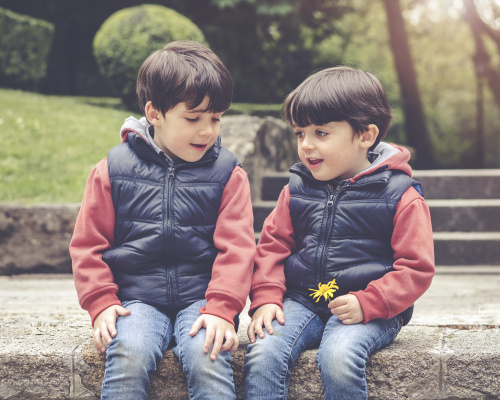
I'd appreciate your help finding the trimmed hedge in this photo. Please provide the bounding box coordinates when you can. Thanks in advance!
[93,4,206,111]
[0,7,54,90]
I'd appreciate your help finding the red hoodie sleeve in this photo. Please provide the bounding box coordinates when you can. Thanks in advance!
[69,158,121,326]
[248,185,294,315]
[200,166,256,325]
[352,186,435,323]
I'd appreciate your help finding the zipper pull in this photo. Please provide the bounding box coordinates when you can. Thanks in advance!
[327,194,334,207]
[168,167,174,179]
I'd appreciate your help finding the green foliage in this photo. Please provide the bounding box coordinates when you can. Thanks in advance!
[0,7,54,90]
[314,0,500,168]
[93,4,206,111]
[208,0,350,102]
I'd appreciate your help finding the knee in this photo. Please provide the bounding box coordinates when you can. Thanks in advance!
[316,341,366,381]
[106,334,160,374]
[244,334,287,375]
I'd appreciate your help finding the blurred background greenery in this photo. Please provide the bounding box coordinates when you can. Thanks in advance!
[1,0,500,203]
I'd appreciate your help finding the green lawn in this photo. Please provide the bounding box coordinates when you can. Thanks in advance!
[0,89,281,203]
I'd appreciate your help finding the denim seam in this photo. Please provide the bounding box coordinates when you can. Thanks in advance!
[174,308,193,399]
[278,313,319,399]
[366,315,402,356]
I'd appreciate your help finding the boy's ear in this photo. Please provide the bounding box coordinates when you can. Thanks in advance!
[359,124,379,149]
[145,101,161,126]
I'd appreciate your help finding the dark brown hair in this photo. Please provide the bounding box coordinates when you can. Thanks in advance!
[137,40,232,116]
[282,66,392,149]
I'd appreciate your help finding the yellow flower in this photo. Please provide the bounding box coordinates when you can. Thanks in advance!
[308,279,339,302]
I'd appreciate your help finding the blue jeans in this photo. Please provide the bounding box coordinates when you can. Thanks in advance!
[244,299,402,400]
[100,299,236,400]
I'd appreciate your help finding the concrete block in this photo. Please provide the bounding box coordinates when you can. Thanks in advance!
[413,170,500,200]
[443,328,500,399]
[427,199,500,232]
[434,232,500,265]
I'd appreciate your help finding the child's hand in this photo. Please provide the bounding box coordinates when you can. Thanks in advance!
[92,305,131,354]
[328,294,364,325]
[247,303,285,343]
[189,314,239,361]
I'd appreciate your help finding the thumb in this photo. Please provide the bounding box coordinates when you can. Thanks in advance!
[189,315,204,337]
[116,306,131,317]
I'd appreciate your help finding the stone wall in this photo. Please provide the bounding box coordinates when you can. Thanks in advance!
[0,115,296,275]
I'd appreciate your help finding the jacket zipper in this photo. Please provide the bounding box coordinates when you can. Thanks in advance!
[318,180,347,285]
[166,166,176,305]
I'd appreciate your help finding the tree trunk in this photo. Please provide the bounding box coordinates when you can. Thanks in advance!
[463,0,500,111]
[381,0,435,169]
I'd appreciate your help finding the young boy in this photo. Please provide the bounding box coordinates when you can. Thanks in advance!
[244,66,435,400]
[69,41,256,400]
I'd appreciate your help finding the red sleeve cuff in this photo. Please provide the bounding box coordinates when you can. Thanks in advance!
[351,287,388,324]
[85,291,122,326]
[200,295,242,326]
[249,286,285,316]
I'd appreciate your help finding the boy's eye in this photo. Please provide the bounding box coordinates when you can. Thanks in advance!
[212,117,221,123]
[186,117,199,122]
[316,130,328,137]
[294,131,304,139]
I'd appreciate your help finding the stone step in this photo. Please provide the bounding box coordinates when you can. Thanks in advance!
[413,169,500,199]
[426,199,500,232]
[261,169,500,201]
[1,274,499,399]
[434,232,500,265]
[253,200,500,233]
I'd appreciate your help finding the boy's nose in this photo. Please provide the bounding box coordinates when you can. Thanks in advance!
[301,137,314,150]
[199,125,214,136]
[199,124,214,136]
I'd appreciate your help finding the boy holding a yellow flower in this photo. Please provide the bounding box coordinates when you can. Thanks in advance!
[244,67,435,400]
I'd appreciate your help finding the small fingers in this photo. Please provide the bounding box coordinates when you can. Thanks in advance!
[210,330,224,361]
[105,319,117,339]
[203,326,215,354]
[263,315,274,335]
[254,317,265,340]
[247,321,257,343]
[229,332,239,353]
[276,307,285,325]
[189,316,204,337]
[99,320,113,346]
[93,328,106,354]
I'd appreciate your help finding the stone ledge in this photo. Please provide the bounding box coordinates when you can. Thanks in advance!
[2,274,500,400]
[1,325,499,400]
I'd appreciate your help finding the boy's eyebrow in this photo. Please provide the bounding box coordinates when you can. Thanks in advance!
[186,108,224,114]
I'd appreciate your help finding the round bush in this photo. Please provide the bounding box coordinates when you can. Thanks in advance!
[93,5,206,111]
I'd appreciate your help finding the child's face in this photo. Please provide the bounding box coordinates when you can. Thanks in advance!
[294,121,371,181]
[151,96,223,163]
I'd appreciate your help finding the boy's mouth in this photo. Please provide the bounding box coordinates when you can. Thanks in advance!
[191,143,208,151]
[307,158,323,167]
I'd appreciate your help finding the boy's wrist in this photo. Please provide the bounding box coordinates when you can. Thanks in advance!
[200,295,241,326]
[249,286,285,316]
[85,292,122,326]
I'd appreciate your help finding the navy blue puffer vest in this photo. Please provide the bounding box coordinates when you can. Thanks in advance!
[102,133,239,311]
[284,162,421,321]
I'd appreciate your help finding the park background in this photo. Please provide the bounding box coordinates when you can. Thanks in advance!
[1,0,500,203]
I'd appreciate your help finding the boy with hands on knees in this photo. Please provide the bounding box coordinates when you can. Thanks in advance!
[244,66,434,400]
[70,41,255,400]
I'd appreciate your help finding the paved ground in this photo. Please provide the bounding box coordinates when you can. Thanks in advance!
[1,269,499,334]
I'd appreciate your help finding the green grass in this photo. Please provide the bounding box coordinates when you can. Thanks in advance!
[0,89,141,203]
[0,89,281,203]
